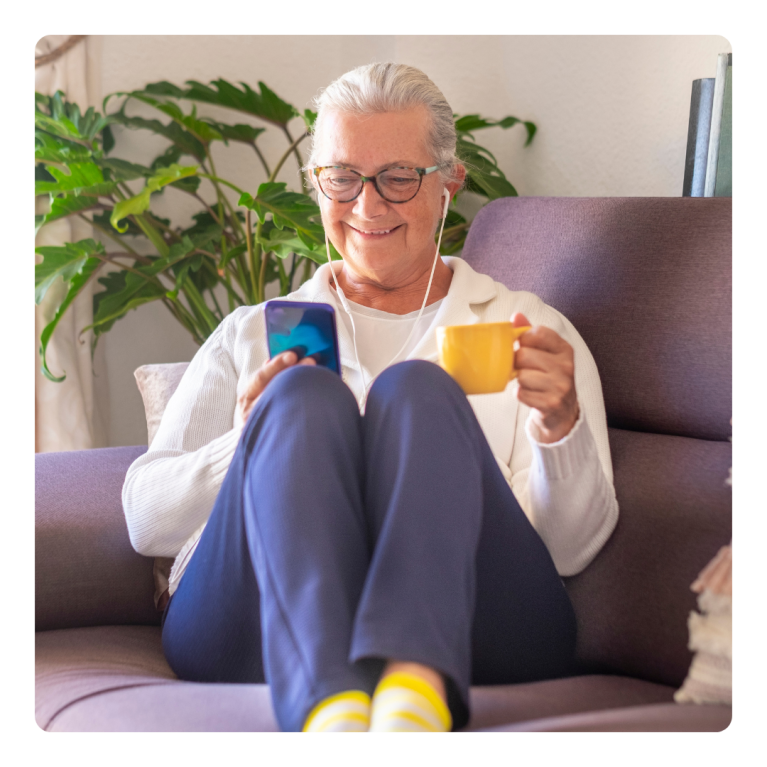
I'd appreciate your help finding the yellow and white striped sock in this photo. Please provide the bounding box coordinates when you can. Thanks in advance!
[369,672,452,732]
[302,690,371,732]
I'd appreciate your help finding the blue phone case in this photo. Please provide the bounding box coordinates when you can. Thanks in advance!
[264,300,341,374]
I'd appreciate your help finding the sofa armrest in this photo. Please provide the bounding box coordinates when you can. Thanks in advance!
[36,446,160,631]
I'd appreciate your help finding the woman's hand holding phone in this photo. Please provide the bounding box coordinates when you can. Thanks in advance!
[234,352,316,432]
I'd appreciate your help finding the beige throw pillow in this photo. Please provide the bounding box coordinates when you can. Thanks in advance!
[134,362,191,610]
[134,362,191,447]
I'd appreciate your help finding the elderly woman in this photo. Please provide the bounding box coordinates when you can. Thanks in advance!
[123,63,618,733]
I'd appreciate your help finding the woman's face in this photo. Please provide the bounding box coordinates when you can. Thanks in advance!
[312,106,463,287]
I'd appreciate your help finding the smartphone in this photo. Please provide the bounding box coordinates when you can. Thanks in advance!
[264,300,341,375]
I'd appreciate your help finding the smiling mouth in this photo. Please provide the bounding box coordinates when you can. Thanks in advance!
[349,224,402,237]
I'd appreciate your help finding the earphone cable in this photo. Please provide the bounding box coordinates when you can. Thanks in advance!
[324,191,452,409]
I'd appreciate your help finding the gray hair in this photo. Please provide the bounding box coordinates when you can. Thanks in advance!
[307,62,462,184]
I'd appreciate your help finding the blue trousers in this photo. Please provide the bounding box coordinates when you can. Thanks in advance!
[162,361,576,731]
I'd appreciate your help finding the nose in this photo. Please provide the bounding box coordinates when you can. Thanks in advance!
[352,177,389,219]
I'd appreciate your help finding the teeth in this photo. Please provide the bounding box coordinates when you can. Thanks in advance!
[363,229,392,235]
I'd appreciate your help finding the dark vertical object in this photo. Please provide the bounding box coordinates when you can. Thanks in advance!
[682,78,715,197]
[714,56,732,197]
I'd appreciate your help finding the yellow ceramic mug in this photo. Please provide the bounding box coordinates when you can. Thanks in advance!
[436,322,532,395]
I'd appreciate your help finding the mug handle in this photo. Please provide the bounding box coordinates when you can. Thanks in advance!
[508,325,532,381]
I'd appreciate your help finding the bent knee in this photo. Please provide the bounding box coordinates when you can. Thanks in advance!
[260,364,356,413]
[369,360,462,403]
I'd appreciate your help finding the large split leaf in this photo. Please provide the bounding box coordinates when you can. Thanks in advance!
[35,238,106,305]
[239,182,324,245]
[96,158,153,181]
[36,195,101,235]
[38,256,103,382]
[90,270,166,338]
[36,91,114,146]
[454,114,537,147]
[110,164,199,232]
[201,120,266,146]
[35,132,92,165]
[34,162,113,197]
[438,208,470,256]
[256,220,331,265]
[35,238,106,381]
[177,79,298,128]
[89,236,197,334]
[118,93,223,145]
[457,136,518,200]
[109,111,207,162]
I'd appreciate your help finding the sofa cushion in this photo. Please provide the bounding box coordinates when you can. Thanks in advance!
[462,197,731,441]
[35,446,155,631]
[38,625,678,732]
[479,702,731,732]
[565,428,732,687]
[36,625,176,730]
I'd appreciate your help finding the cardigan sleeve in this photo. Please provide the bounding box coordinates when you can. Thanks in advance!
[508,301,619,576]
[122,314,244,558]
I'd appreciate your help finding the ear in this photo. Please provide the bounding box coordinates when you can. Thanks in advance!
[444,164,466,202]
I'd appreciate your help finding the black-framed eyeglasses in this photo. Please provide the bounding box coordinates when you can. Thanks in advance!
[311,165,443,204]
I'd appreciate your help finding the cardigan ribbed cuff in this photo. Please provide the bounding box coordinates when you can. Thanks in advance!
[524,403,596,481]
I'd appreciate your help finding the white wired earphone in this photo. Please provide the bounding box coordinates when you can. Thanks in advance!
[322,189,452,409]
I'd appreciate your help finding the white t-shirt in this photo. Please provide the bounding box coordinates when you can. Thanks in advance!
[335,296,444,386]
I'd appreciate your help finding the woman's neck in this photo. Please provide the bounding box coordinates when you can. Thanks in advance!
[331,259,453,316]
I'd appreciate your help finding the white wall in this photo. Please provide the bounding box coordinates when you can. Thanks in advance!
[96,34,731,446]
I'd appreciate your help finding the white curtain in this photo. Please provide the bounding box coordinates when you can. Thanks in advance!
[35,35,108,452]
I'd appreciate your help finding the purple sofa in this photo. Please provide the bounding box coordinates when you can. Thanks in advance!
[35,197,732,731]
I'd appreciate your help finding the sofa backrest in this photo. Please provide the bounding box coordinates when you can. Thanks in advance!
[462,197,731,440]
[462,197,732,687]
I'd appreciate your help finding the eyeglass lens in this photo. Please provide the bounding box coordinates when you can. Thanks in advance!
[318,168,422,203]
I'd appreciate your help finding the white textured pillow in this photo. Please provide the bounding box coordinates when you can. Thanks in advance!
[134,361,191,611]
[134,362,191,446]
[675,544,732,706]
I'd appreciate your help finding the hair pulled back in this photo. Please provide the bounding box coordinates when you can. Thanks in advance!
[307,62,462,184]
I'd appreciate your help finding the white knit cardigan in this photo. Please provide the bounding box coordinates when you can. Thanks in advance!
[122,257,619,595]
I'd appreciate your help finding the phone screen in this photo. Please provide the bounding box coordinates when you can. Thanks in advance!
[265,301,341,374]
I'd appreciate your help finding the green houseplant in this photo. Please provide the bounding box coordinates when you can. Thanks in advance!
[35,79,536,381]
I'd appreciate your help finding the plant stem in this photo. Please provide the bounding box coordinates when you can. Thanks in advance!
[252,142,271,177]
[246,209,258,302]
[204,154,245,240]
[145,212,183,242]
[282,126,308,188]
[288,252,298,291]
[182,280,219,334]
[133,214,169,257]
[88,250,165,292]
[207,284,224,321]
[276,257,290,296]
[190,192,237,245]
[205,151,229,256]
[270,130,308,183]
[258,250,269,304]
[82,214,143,258]
[118,180,136,199]
[217,271,247,307]
[301,257,312,285]
[162,297,205,345]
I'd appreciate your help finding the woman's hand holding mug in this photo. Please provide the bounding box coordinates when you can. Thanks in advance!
[511,312,579,444]
[234,352,316,432]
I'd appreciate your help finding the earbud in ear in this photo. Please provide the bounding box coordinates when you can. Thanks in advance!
[443,189,450,217]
